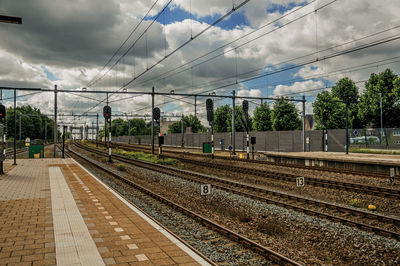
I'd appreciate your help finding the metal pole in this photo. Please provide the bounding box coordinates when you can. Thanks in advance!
[194,95,197,117]
[13,89,17,165]
[181,114,184,148]
[127,115,131,144]
[345,102,349,155]
[246,131,249,159]
[151,86,155,155]
[302,95,306,152]
[54,85,57,158]
[45,120,47,143]
[232,90,236,155]
[19,114,21,140]
[211,124,214,159]
[380,92,383,144]
[0,120,6,175]
[108,118,112,162]
[105,93,108,147]
[62,126,65,158]
[96,113,99,147]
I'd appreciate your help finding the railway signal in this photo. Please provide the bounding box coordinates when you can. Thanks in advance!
[103,105,111,121]
[242,100,250,159]
[153,107,160,123]
[206,98,214,124]
[206,99,215,159]
[0,104,6,123]
[242,100,249,115]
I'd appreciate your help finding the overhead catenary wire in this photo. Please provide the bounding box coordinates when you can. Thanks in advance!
[120,33,400,114]
[86,0,162,87]
[82,0,251,115]
[131,0,320,88]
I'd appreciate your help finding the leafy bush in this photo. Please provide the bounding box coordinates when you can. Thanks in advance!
[117,164,126,171]
[349,198,361,207]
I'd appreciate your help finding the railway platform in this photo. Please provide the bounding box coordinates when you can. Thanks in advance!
[0,158,208,265]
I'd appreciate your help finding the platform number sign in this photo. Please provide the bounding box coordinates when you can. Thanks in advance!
[296,177,305,187]
[390,168,395,185]
[200,184,211,196]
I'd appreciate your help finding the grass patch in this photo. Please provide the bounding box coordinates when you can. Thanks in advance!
[349,147,400,155]
[206,197,252,223]
[348,198,361,207]
[113,149,180,166]
[257,218,285,236]
[117,164,126,171]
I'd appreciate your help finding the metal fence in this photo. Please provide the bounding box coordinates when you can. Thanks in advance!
[112,128,400,153]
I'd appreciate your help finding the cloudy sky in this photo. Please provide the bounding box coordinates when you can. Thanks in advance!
[0,0,399,126]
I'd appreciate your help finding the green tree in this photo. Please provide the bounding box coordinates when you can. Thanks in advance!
[252,103,272,131]
[167,115,205,134]
[313,91,347,129]
[213,105,231,133]
[271,97,302,131]
[227,106,252,132]
[128,118,150,136]
[331,77,362,128]
[358,69,400,128]
[6,105,55,141]
[111,118,127,137]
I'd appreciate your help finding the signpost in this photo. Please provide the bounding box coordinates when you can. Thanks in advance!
[200,184,211,196]
[25,138,30,147]
[390,167,395,185]
[296,177,305,187]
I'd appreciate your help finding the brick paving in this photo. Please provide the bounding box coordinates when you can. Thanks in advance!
[0,159,206,265]
[0,159,55,266]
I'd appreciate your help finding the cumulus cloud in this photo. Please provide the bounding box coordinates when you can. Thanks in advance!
[0,0,399,126]
[273,80,325,96]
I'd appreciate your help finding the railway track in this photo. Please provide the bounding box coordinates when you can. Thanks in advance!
[75,142,400,241]
[5,147,28,157]
[110,142,395,180]
[66,145,300,265]
[102,142,400,199]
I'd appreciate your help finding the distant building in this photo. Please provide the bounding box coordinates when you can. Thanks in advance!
[159,118,176,134]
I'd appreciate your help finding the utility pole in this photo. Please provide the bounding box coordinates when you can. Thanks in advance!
[127,114,131,144]
[13,89,17,165]
[105,93,108,147]
[96,113,99,147]
[194,95,197,117]
[345,101,349,155]
[45,120,47,143]
[231,90,236,155]
[62,126,66,158]
[379,92,383,144]
[302,95,306,152]
[181,114,184,148]
[19,115,21,140]
[53,84,57,158]
[151,86,155,155]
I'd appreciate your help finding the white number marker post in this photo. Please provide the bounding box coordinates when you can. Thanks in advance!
[200,184,211,196]
[390,167,395,185]
[296,177,305,187]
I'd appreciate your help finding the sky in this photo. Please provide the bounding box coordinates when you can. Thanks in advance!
[0,0,400,126]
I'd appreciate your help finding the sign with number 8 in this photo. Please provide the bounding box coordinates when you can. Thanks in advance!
[200,184,211,196]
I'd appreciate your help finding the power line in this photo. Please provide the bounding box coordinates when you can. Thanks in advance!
[87,0,164,87]
[133,0,320,88]
[120,33,400,114]
[82,0,251,115]
[160,23,400,94]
